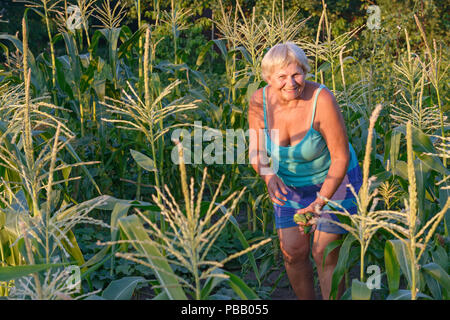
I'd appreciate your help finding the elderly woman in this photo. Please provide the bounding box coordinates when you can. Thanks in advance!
[248,42,362,300]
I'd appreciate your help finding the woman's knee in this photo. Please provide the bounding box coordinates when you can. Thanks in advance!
[277,226,310,265]
[312,241,339,267]
[280,240,310,265]
[311,245,325,265]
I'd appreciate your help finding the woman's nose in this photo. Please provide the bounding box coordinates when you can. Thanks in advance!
[288,76,296,86]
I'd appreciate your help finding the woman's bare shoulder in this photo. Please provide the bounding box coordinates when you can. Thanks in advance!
[315,83,345,132]
[316,84,338,109]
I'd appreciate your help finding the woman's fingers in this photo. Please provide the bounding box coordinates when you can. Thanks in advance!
[274,188,287,202]
[270,194,285,206]
[269,187,286,206]
[277,180,288,195]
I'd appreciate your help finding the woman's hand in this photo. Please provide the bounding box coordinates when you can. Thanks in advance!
[263,174,288,206]
[295,198,326,233]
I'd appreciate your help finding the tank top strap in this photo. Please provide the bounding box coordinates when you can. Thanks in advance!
[310,84,326,129]
[263,85,268,131]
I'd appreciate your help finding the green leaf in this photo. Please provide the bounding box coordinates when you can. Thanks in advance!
[0,263,67,282]
[118,24,148,60]
[227,215,261,285]
[421,262,450,299]
[387,289,432,300]
[424,271,442,300]
[109,202,132,274]
[411,127,447,176]
[61,230,85,267]
[431,245,448,271]
[81,246,111,269]
[351,279,371,300]
[393,125,448,176]
[0,33,44,92]
[62,32,82,85]
[388,240,414,288]
[216,204,261,286]
[111,202,132,242]
[384,240,400,294]
[55,57,74,100]
[212,39,228,59]
[389,129,402,172]
[223,271,260,300]
[317,61,331,73]
[440,187,450,237]
[61,164,72,188]
[200,268,227,300]
[196,40,214,67]
[130,149,157,172]
[118,215,187,300]
[102,276,147,300]
[152,291,170,300]
[392,160,408,180]
[59,136,102,195]
[322,239,343,269]
[329,233,356,300]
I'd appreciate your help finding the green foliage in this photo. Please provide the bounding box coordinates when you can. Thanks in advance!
[0,0,448,301]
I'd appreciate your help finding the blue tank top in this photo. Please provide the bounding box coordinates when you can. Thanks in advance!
[263,84,359,187]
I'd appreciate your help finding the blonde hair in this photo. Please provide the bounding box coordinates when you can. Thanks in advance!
[261,42,311,82]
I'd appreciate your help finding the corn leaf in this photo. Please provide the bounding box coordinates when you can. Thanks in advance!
[200,268,227,300]
[384,240,400,294]
[223,271,259,300]
[329,233,356,300]
[0,263,67,282]
[387,289,432,300]
[421,262,450,299]
[130,149,156,172]
[118,215,187,300]
[102,276,147,300]
[389,240,414,288]
[351,279,372,300]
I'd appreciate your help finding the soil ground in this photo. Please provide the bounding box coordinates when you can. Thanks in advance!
[254,253,361,300]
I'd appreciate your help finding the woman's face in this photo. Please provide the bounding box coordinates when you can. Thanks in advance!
[267,62,306,102]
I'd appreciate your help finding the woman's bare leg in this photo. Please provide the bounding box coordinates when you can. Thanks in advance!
[277,226,315,300]
[312,230,345,300]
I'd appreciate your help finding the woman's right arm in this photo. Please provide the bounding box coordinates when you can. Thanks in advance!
[248,89,287,206]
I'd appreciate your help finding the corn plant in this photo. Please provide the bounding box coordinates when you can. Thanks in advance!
[100,53,199,182]
[19,0,62,103]
[414,15,448,167]
[317,105,387,300]
[161,0,192,66]
[321,102,449,300]
[390,29,443,133]
[215,0,308,90]
[101,142,271,300]
[101,27,199,232]
[0,20,111,298]
[299,2,362,93]
[370,122,449,300]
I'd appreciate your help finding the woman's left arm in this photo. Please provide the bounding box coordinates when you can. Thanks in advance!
[301,87,350,214]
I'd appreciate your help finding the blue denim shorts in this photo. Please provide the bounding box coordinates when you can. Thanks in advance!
[272,165,362,234]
